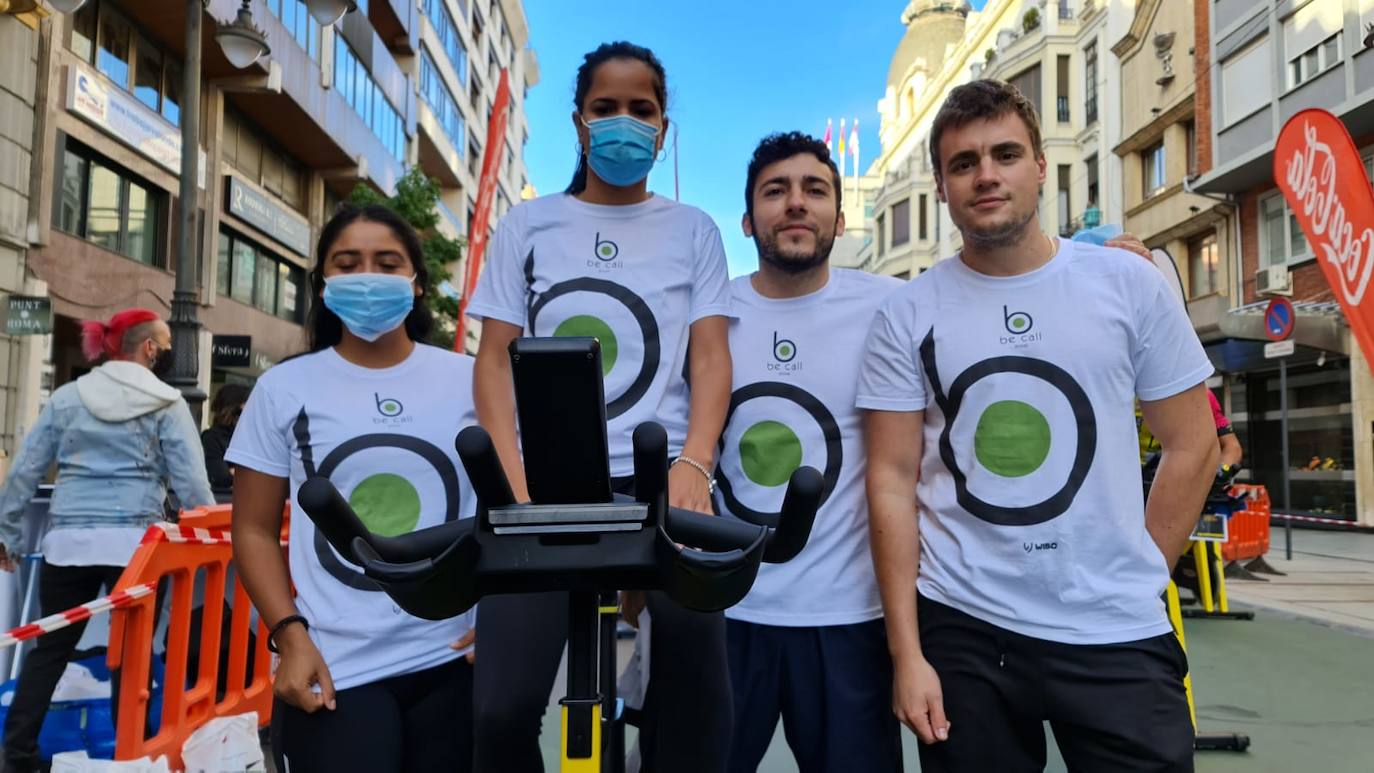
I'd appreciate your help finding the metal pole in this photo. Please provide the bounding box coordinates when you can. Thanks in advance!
[170,0,206,423]
[1280,357,1292,560]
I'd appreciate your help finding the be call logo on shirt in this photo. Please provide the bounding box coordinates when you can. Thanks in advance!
[767,331,803,374]
[589,232,623,269]
[1000,305,1043,347]
[373,393,412,424]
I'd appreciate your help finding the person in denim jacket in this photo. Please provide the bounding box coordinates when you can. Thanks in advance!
[0,307,214,773]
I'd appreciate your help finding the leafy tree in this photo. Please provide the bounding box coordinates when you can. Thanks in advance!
[349,169,467,348]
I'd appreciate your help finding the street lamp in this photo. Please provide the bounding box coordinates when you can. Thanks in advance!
[303,0,357,27]
[215,1,271,69]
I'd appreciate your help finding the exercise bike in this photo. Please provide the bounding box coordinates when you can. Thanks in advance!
[296,337,822,772]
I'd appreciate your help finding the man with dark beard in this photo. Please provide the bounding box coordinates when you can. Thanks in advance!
[716,132,904,772]
[858,79,1216,772]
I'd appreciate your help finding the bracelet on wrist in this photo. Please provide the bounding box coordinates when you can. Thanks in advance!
[267,614,309,653]
[671,455,716,495]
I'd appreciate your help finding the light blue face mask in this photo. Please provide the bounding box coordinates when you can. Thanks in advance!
[582,115,660,187]
[322,273,416,342]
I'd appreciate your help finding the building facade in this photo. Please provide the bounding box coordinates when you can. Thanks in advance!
[3,0,534,448]
[1192,0,1371,524]
[862,0,1136,278]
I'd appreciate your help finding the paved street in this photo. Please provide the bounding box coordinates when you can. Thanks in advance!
[537,527,1374,772]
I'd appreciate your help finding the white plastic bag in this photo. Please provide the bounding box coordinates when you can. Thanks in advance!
[49,751,171,773]
[180,711,264,772]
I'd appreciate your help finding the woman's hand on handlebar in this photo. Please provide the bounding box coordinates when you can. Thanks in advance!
[273,626,336,713]
[668,463,713,516]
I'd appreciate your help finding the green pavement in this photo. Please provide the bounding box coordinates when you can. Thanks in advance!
[539,606,1372,771]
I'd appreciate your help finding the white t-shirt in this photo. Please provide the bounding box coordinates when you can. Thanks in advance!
[226,344,477,690]
[856,241,1214,645]
[467,193,732,477]
[717,269,902,627]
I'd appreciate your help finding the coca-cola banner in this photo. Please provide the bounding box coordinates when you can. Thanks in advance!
[1275,109,1374,371]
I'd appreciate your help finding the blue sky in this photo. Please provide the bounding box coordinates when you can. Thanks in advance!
[520,1,988,276]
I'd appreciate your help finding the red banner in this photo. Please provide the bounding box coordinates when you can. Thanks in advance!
[454,68,512,351]
[1274,109,1374,371]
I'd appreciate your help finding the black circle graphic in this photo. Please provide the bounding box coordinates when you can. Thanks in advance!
[311,434,465,591]
[529,277,660,420]
[716,381,842,526]
[934,354,1097,527]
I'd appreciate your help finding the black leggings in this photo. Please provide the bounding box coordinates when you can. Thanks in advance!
[274,657,474,773]
[472,480,732,772]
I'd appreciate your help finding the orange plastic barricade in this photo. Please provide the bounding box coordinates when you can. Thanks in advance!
[107,505,288,769]
[1222,484,1271,563]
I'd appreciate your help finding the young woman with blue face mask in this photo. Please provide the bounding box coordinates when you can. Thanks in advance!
[467,41,734,773]
[229,205,478,773]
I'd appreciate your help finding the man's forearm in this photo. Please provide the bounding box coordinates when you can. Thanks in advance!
[1146,444,1219,564]
[869,489,922,664]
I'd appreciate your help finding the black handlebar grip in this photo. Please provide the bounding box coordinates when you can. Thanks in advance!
[664,506,766,553]
[632,422,669,508]
[297,477,373,565]
[456,426,516,508]
[764,466,823,563]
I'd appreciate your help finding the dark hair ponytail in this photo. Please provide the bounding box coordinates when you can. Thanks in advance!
[306,203,433,352]
[566,41,668,195]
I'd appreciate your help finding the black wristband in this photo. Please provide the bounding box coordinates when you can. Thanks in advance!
[267,614,309,653]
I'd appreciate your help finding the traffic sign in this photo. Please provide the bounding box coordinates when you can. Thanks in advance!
[1265,340,1296,359]
[1265,296,1295,341]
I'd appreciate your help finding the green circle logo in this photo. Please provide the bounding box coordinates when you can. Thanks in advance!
[1012,318,1027,331]
[974,400,1051,478]
[554,315,618,376]
[381,400,401,415]
[349,473,421,537]
[738,420,803,487]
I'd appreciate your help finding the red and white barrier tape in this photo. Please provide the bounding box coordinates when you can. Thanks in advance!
[1273,513,1367,528]
[0,581,156,650]
[143,522,235,545]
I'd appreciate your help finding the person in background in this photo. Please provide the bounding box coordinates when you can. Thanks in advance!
[202,383,252,503]
[0,309,215,773]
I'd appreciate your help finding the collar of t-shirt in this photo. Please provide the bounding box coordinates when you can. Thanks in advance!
[947,238,1075,289]
[558,192,672,220]
[735,269,838,309]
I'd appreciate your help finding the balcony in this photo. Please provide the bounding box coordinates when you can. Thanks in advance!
[1085,93,1098,126]
[1057,1,1074,20]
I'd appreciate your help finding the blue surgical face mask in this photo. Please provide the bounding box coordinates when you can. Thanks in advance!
[582,115,660,187]
[322,273,416,342]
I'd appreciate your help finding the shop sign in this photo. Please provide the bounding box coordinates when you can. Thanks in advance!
[226,177,311,256]
[66,63,205,188]
[1275,109,1374,372]
[211,335,252,368]
[4,296,51,335]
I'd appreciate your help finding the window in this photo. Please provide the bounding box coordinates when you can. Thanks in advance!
[422,0,468,85]
[1009,65,1042,120]
[877,212,886,256]
[217,230,305,321]
[1143,142,1166,197]
[333,36,406,162]
[221,109,308,212]
[918,194,929,241]
[1187,231,1219,298]
[1057,164,1071,236]
[1055,55,1070,123]
[1260,193,1312,267]
[1221,37,1272,125]
[55,140,162,266]
[66,3,182,126]
[1084,43,1098,125]
[1184,120,1197,177]
[421,49,467,158]
[266,0,321,61]
[1287,33,1341,89]
[469,134,482,177]
[469,69,482,111]
[1085,153,1099,207]
[472,5,485,48]
[892,199,911,247]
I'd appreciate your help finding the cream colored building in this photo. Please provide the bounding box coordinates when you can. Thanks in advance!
[1112,0,1235,336]
[862,0,1138,277]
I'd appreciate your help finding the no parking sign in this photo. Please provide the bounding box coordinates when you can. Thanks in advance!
[1264,297,1294,342]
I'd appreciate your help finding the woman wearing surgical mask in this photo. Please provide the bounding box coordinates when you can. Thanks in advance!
[468,41,733,773]
[229,205,478,773]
